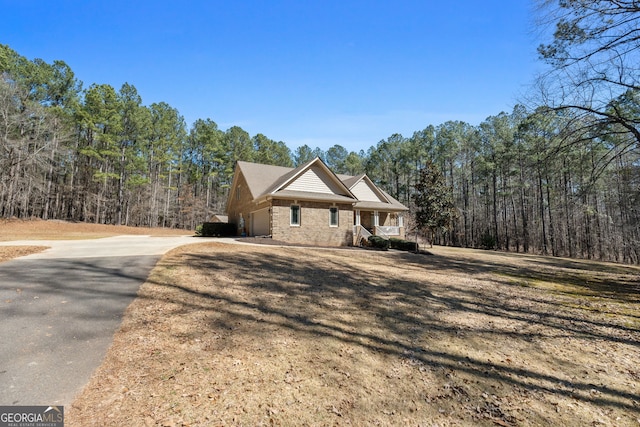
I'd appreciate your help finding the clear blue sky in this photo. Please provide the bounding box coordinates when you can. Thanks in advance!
[1,0,543,153]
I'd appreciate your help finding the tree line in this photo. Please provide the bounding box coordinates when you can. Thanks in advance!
[2,0,639,267]
[0,44,294,229]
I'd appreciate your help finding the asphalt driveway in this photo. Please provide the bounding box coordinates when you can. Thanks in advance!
[0,235,204,406]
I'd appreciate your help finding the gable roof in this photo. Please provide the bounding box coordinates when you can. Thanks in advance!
[263,157,353,197]
[356,188,408,211]
[338,173,408,211]
[340,174,390,202]
[235,161,294,200]
[232,158,408,211]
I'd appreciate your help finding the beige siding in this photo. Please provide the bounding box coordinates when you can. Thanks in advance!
[351,180,384,202]
[284,165,345,195]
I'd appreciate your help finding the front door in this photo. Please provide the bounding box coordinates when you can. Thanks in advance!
[360,211,372,231]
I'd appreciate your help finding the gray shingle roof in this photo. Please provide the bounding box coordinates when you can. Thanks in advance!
[235,161,294,199]
[235,158,408,211]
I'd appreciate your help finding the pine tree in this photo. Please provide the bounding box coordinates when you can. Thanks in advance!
[412,160,457,247]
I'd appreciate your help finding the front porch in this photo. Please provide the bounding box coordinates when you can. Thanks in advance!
[353,209,405,245]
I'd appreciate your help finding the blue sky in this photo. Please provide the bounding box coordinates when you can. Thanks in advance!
[2,1,543,153]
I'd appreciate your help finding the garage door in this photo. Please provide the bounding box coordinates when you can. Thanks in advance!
[252,208,270,236]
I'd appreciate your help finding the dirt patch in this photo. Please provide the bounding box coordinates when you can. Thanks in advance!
[0,245,48,263]
[67,243,640,426]
[0,218,192,241]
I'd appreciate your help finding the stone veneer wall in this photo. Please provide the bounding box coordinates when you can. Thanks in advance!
[271,199,353,246]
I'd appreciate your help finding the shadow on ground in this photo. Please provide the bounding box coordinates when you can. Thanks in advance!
[124,243,640,425]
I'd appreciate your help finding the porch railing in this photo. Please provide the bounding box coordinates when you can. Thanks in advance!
[353,225,372,246]
[375,226,400,237]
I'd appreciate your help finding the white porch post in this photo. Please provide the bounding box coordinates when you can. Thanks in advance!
[355,209,360,226]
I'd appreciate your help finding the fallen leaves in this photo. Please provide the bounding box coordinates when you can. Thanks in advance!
[65,243,640,426]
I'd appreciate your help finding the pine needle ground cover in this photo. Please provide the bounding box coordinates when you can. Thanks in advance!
[67,243,639,426]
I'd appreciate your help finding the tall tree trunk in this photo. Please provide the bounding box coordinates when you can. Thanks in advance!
[462,176,470,247]
[545,171,557,256]
[519,158,529,253]
[511,192,520,252]
[538,169,548,255]
[492,168,499,249]
[502,174,510,251]
[116,146,126,225]
[562,159,575,258]
[43,131,58,220]
[164,168,172,228]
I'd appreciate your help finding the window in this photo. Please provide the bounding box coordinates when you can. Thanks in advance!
[329,207,338,227]
[290,205,300,226]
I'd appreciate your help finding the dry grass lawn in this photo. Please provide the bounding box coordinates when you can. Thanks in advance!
[1,220,637,425]
[0,218,192,262]
[62,241,640,426]
[0,218,192,241]
[0,245,49,262]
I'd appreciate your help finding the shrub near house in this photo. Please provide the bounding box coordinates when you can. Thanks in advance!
[196,222,236,237]
[389,237,418,252]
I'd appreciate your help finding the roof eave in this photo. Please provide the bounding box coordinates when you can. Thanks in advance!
[269,193,355,204]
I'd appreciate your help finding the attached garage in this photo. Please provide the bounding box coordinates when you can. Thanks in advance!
[251,208,270,236]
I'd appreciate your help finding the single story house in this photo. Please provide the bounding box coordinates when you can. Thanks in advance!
[226,157,409,246]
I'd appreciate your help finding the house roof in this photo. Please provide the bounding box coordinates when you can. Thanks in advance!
[355,190,409,211]
[236,161,295,200]
[210,214,229,222]
[262,157,353,197]
[337,173,364,189]
[270,190,357,203]
[233,158,409,211]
